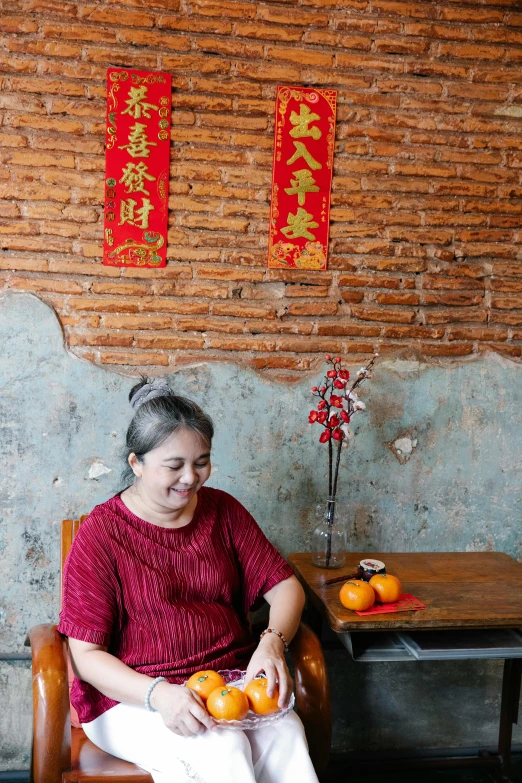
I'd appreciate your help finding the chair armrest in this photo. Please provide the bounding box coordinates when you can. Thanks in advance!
[289,622,331,777]
[26,623,71,783]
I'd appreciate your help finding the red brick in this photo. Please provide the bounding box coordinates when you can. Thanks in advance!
[383,326,445,339]
[422,275,484,291]
[338,274,400,289]
[247,321,314,336]
[91,283,149,296]
[207,336,276,352]
[479,344,522,357]
[8,276,82,294]
[315,324,381,337]
[425,308,487,324]
[284,285,329,298]
[69,298,140,314]
[103,316,172,330]
[211,303,276,319]
[420,343,474,357]
[140,300,209,315]
[276,338,367,353]
[351,306,416,323]
[491,312,522,326]
[62,315,100,329]
[99,352,169,366]
[235,22,303,42]
[0,16,38,33]
[175,318,243,334]
[422,292,483,307]
[136,336,205,350]
[340,291,365,303]
[375,292,420,305]
[195,266,264,282]
[154,282,228,299]
[68,333,134,348]
[491,296,522,310]
[250,356,310,371]
[491,280,522,293]
[0,256,48,272]
[287,302,338,316]
[448,328,508,342]
[265,270,333,285]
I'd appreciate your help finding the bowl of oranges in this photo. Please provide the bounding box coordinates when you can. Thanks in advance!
[185,669,295,730]
[339,572,403,612]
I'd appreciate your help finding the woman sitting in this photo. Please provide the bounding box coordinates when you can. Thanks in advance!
[58,379,319,783]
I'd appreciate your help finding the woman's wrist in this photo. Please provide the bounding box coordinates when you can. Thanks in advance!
[259,628,289,652]
[148,678,172,711]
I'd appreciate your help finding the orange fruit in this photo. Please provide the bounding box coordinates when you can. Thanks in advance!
[339,579,375,611]
[244,676,280,715]
[186,670,226,703]
[369,573,402,603]
[206,686,249,721]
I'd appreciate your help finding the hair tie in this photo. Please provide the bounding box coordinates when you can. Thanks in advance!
[130,380,172,411]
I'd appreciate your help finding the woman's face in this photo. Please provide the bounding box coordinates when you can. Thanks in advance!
[130,427,211,513]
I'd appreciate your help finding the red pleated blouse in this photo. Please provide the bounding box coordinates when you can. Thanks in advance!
[57,487,294,724]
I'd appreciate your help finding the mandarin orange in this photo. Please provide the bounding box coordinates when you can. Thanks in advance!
[339,579,375,611]
[369,573,402,603]
[186,670,226,703]
[244,676,280,716]
[206,686,249,721]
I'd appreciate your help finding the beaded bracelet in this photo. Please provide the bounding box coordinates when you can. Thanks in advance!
[259,627,289,652]
[145,676,167,712]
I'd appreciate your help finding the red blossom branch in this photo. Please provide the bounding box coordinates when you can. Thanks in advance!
[308,353,378,501]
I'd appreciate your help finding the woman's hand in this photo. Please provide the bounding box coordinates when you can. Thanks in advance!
[243,633,293,710]
[150,681,215,737]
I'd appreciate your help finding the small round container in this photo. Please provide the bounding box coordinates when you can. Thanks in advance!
[358,558,386,581]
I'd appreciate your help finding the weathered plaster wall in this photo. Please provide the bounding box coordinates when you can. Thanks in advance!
[2,291,522,767]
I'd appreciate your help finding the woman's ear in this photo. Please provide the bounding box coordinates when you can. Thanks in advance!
[128,453,143,478]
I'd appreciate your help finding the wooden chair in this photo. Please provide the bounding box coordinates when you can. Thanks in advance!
[26,517,332,783]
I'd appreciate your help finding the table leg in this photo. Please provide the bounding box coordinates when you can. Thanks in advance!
[495,658,522,781]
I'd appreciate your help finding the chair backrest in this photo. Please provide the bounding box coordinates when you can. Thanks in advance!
[60,516,88,609]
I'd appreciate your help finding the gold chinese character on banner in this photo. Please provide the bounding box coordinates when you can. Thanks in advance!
[122,86,159,119]
[289,103,322,140]
[287,141,322,171]
[284,169,320,206]
[119,123,157,158]
[281,208,319,241]
[119,197,155,229]
[119,161,157,195]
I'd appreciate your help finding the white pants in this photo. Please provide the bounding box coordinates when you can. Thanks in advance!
[83,703,319,783]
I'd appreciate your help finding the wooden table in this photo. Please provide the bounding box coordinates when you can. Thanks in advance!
[289,552,522,782]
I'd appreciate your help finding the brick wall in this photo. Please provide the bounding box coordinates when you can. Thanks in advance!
[1,0,522,378]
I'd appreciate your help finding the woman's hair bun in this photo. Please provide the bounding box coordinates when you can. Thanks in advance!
[129,376,149,404]
[129,376,172,411]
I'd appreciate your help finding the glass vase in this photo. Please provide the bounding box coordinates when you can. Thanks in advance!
[311,496,346,569]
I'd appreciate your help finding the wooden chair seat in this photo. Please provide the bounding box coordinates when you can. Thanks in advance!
[27,518,331,783]
[65,729,152,783]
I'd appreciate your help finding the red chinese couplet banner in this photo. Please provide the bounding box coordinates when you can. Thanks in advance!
[103,68,172,268]
[268,86,337,270]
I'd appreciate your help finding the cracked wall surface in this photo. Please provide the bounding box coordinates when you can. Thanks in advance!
[2,292,522,767]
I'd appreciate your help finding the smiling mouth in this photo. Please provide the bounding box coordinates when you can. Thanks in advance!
[171,487,195,495]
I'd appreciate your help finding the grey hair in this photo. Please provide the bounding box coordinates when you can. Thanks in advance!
[121,377,214,488]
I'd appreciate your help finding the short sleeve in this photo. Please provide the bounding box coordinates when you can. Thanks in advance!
[57,515,118,647]
[222,494,294,613]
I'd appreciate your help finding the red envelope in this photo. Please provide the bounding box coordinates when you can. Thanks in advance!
[355,593,425,616]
